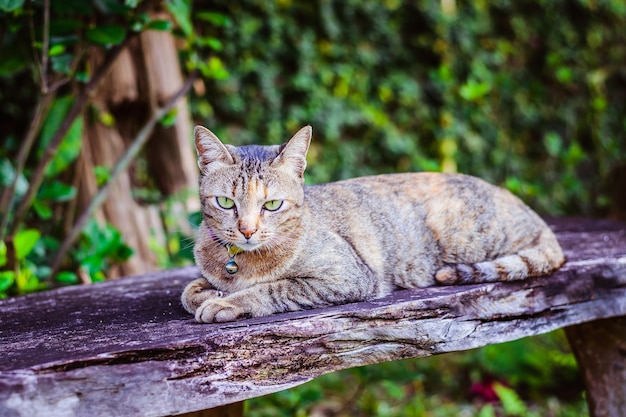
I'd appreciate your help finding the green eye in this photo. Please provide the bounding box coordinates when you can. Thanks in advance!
[216,196,235,209]
[263,200,283,211]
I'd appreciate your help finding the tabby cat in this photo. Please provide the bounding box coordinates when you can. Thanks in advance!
[182,126,564,323]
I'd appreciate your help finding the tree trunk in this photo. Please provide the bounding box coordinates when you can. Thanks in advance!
[73,11,197,277]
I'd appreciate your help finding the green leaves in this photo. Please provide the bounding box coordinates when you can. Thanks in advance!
[147,20,173,31]
[86,24,127,46]
[35,181,77,220]
[0,0,24,12]
[38,96,83,178]
[493,384,528,416]
[160,108,178,127]
[166,0,192,38]
[75,220,133,278]
[0,229,42,297]
[459,80,492,101]
[13,229,40,260]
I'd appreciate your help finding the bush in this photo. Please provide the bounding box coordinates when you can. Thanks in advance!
[193,0,626,217]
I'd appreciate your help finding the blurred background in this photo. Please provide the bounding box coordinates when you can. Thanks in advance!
[1,0,624,415]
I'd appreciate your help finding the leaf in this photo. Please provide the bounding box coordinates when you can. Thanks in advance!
[160,108,178,126]
[197,36,223,51]
[94,166,111,186]
[86,24,127,46]
[165,0,192,37]
[0,155,27,205]
[0,0,24,12]
[200,56,229,80]
[14,229,41,260]
[493,383,527,416]
[0,240,6,267]
[39,96,73,148]
[50,53,74,75]
[196,11,230,26]
[45,116,84,177]
[38,180,77,202]
[33,200,53,220]
[75,71,90,83]
[92,271,106,282]
[98,110,116,126]
[543,132,562,157]
[0,158,15,187]
[0,55,27,77]
[16,268,39,294]
[459,80,491,101]
[477,404,496,417]
[147,19,173,31]
[114,244,134,261]
[555,66,573,83]
[48,44,66,57]
[50,19,83,35]
[56,271,79,284]
[0,271,15,292]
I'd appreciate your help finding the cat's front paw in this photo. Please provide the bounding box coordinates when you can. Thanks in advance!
[195,298,249,323]
[181,278,227,314]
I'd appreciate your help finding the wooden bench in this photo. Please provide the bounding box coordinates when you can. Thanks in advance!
[1,217,625,417]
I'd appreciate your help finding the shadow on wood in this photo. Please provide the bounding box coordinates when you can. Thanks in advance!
[178,402,244,417]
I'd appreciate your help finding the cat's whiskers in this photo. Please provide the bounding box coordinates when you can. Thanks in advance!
[272,230,301,243]
[179,237,196,252]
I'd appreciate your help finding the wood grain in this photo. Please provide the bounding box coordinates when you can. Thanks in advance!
[0,218,624,417]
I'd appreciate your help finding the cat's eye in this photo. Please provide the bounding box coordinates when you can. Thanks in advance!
[216,196,235,209]
[263,200,283,211]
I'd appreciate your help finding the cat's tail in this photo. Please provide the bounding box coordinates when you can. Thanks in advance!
[435,228,565,285]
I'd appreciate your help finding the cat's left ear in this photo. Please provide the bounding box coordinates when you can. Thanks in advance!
[272,126,312,178]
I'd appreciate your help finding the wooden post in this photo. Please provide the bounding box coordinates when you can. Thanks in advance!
[566,316,626,417]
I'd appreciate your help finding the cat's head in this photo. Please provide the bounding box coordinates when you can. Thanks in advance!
[194,125,311,252]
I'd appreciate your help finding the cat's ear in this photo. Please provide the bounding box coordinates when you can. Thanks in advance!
[272,126,312,178]
[194,126,234,172]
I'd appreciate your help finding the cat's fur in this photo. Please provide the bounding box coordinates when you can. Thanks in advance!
[182,125,565,323]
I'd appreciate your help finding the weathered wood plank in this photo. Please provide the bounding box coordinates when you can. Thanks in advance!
[0,218,625,417]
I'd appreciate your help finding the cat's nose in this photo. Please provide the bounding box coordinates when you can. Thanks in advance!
[239,226,256,240]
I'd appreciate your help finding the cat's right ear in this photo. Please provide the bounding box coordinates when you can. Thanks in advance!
[194,126,234,172]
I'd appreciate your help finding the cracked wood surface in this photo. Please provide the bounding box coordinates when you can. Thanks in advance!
[0,218,625,417]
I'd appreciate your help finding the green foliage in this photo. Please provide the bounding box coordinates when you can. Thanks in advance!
[493,383,528,416]
[191,0,626,217]
[0,0,205,289]
[73,220,134,281]
[86,24,127,46]
[470,330,580,398]
[248,333,587,417]
[0,0,23,12]
[0,217,133,297]
[0,229,43,298]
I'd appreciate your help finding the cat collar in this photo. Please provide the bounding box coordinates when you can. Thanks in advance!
[225,243,243,274]
[207,227,243,275]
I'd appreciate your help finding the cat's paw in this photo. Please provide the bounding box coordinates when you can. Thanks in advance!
[195,298,249,323]
[181,278,227,314]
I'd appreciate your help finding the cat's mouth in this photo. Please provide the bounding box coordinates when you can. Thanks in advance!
[234,241,263,252]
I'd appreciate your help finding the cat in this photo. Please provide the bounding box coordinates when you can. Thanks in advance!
[181,125,565,323]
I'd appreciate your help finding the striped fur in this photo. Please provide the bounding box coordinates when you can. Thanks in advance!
[183,126,565,323]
